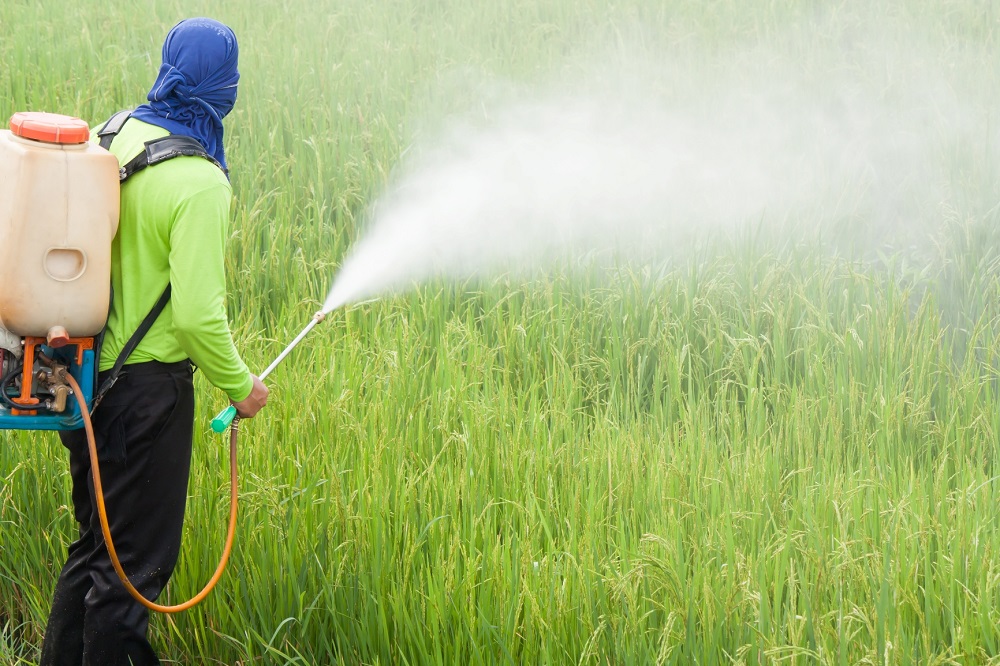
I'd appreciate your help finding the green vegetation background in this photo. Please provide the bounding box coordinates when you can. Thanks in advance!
[3,1,1000,664]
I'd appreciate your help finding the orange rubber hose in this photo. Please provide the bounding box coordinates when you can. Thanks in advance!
[67,373,238,613]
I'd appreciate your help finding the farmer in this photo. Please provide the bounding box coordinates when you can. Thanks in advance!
[40,18,268,665]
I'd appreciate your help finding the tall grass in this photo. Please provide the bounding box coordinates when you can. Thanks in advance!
[3,0,1000,664]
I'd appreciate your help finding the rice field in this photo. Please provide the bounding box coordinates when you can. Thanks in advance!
[3,0,1000,664]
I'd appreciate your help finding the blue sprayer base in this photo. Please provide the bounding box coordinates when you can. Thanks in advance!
[0,347,95,431]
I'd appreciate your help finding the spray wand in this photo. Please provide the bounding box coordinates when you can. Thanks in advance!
[210,309,328,432]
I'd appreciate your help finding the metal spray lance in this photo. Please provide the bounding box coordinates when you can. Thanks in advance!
[210,310,328,432]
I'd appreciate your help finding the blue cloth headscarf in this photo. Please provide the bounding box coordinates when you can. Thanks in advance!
[131,18,239,172]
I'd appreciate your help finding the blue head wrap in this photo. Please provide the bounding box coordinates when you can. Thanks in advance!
[131,18,239,172]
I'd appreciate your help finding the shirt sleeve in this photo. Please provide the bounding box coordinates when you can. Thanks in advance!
[167,182,254,402]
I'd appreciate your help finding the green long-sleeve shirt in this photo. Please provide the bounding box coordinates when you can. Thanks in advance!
[99,118,253,402]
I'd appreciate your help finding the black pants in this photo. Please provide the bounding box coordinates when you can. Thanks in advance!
[41,360,194,666]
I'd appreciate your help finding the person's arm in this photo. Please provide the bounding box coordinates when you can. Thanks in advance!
[167,181,255,402]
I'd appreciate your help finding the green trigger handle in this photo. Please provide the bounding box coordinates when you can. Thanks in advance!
[211,405,238,433]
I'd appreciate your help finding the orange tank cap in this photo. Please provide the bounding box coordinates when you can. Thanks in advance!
[9,111,90,145]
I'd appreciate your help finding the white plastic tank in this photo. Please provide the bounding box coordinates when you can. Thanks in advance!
[0,112,120,337]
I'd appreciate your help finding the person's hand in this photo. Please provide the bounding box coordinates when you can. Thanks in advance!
[232,374,268,418]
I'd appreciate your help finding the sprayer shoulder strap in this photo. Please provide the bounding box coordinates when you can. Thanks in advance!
[91,285,172,412]
[118,136,224,183]
[97,109,133,150]
[96,109,224,181]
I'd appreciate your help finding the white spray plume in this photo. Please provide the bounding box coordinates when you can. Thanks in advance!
[324,22,996,312]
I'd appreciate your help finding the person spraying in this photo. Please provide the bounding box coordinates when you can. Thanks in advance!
[40,18,268,666]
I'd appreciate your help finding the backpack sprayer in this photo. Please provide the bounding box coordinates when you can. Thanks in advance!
[0,112,116,431]
[0,111,330,613]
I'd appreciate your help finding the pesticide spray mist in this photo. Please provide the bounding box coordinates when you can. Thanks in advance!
[323,16,998,313]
